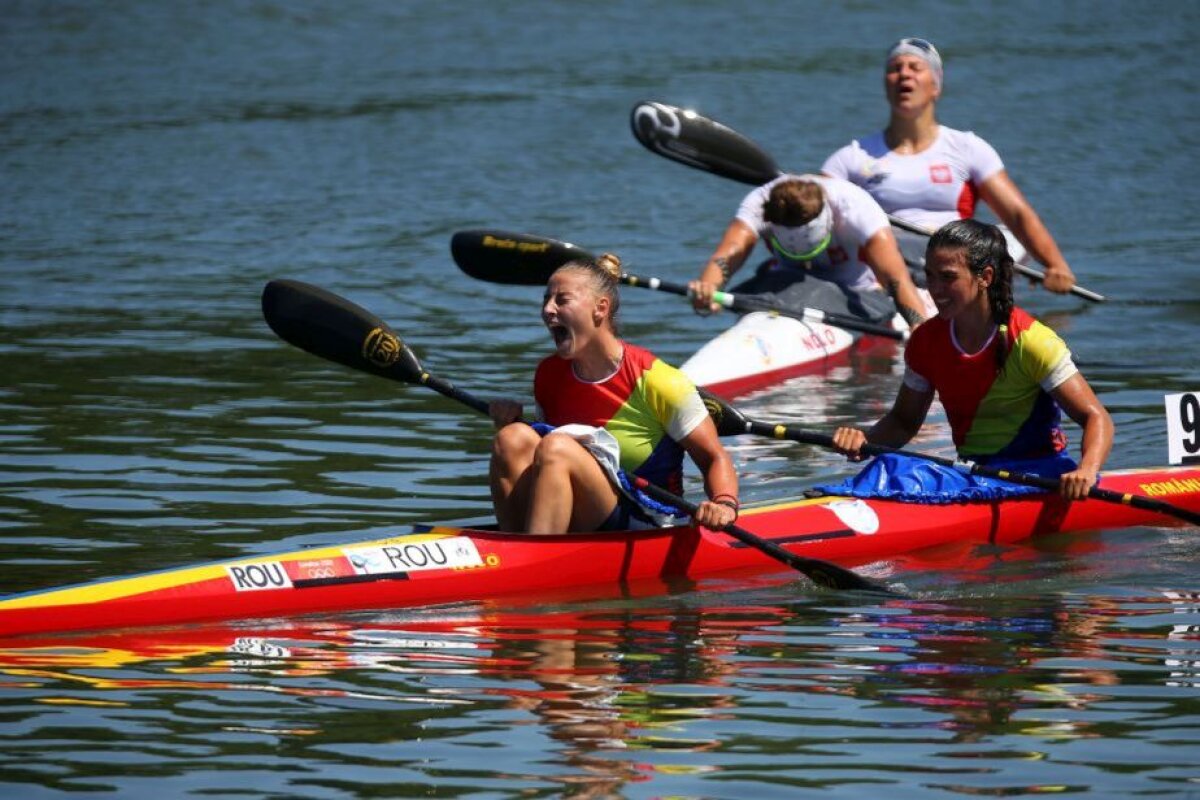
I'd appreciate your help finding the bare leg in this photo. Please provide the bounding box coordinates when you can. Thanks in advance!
[489,423,541,531]
[525,432,620,534]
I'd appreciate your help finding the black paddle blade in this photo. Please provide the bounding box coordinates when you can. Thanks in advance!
[450,230,593,286]
[796,558,905,596]
[630,100,782,187]
[698,388,751,438]
[261,279,424,384]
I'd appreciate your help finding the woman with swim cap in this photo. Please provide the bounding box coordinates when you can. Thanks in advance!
[822,37,1077,295]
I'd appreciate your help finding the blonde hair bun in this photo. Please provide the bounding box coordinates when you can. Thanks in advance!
[595,252,622,280]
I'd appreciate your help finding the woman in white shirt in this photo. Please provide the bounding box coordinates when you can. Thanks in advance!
[822,37,1077,295]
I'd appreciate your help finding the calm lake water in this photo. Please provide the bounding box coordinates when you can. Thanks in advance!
[2,1,1199,797]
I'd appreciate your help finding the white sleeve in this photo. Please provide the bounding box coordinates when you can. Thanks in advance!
[964,131,1006,184]
[734,182,773,234]
[667,389,710,443]
[820,143,854,179]
[824,178,890,245]
[1040,351,1078,392]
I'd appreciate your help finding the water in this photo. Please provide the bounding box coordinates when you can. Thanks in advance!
[2,0,1199,796]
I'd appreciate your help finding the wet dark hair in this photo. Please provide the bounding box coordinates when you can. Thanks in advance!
[553,252,622,335]
[926,219,1014,371]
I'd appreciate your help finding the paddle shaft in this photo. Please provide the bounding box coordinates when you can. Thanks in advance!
[621,272,905,341]
[630,101,1105,303]
[415,371,490,416]
[632,476,900,594]
[884,215,1106,303]
[731,416,1200,527]
[449,229,906,341]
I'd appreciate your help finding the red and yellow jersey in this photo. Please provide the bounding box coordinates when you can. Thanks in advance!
[534,343,708,494]
[905,307,1075,459]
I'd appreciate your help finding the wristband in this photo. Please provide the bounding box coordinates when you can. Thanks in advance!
[711,494,739,522]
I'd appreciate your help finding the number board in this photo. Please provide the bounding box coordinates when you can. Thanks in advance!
[1164,392,1200,465]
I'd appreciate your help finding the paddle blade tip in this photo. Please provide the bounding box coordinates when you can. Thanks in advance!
[450,229,589,286]
[698,388,749,438]
[260,278,426,385]
[628,99,782,186]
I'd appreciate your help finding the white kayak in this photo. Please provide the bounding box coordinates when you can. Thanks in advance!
[681,289,935,398]
[681,312,859,397]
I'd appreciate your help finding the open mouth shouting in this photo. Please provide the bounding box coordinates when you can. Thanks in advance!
[547,321,573,355]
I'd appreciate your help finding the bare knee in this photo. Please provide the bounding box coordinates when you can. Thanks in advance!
[531,431,585,470]
[492,422,540,467]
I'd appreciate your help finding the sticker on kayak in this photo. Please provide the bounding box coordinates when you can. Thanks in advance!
[226,557,359,591]
[824,499,880,535]
[343,536,483,576]
[226,561,294,592]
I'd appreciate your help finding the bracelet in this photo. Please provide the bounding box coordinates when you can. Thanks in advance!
[711,494,739,521]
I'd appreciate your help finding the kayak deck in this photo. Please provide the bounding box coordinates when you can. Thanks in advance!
[681,294,929,397]
[681,312,863,396]
[1,465,1197,638]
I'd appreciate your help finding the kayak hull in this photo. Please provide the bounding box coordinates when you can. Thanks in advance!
[681,286,933,397]
[2,465,1198,638]
[681,312,859,397]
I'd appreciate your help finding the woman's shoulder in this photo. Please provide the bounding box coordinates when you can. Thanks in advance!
[625,347,702,414]
[1007,306,1043,334]
[621,343,689,385]
[903,316,952,375]
[908,315,951,347]
[937,125,1000,152]
[534,353,570,382]
[1007,307,1071,376]
[618,342,691,383]
[1008,307,1066,347]
[621,341,657,365]
[824,131,889,166]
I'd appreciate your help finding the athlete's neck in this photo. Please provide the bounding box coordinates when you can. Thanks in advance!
[884,111,939,155]
[571,338,624,382]
[950,313,997,356]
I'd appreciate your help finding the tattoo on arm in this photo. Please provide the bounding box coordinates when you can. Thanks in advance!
[898,304,926,328]
[713,256,737,286]
[884,278,926,327]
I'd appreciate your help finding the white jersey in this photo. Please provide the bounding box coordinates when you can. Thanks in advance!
[736,173,891,292]
[821,126,1005,233]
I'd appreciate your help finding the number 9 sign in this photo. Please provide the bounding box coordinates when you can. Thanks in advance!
[1165,392,1200,465]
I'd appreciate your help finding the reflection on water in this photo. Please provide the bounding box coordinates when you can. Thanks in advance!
[1,589,1197,797]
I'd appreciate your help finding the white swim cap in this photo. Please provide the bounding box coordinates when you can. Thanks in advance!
[887,37,943,88]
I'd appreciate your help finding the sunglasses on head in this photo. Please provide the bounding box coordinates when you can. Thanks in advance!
[897,37,935,53]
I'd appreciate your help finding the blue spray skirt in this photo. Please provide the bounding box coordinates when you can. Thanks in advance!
[817,453,1078,504]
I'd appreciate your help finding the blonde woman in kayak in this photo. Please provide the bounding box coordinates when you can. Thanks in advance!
[831,219,1112,500]
[489,253,739,534]
[822,37,1077,295]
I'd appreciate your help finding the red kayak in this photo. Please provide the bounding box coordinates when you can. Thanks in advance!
[1,464,1197,638]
